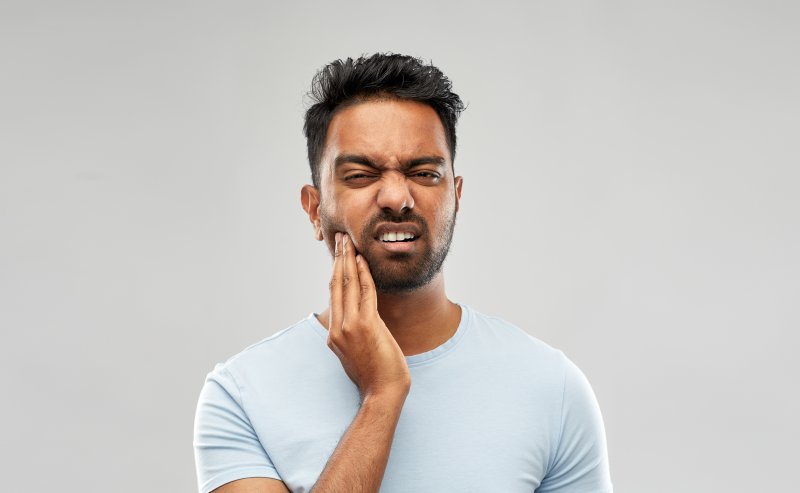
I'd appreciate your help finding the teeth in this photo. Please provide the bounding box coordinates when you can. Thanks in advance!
[381,232,416,242]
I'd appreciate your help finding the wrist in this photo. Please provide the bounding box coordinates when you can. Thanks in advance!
[362,386,409,409]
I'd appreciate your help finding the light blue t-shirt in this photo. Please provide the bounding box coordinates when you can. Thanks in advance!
[193,303,612,492]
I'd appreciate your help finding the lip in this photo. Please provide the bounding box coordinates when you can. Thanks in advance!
[375,236,419,253]
[373,222,423,239]
[371,222,423,254]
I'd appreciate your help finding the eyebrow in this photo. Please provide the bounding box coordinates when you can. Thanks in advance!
[408,156,447,168]
[334,154,446,171]
[334,154,376,170]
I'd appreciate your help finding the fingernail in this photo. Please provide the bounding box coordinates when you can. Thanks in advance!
[343,234,349,249]
[335,232,340,253]
[356,254,361,264]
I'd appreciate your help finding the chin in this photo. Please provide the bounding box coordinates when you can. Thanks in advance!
[371,266,441,294]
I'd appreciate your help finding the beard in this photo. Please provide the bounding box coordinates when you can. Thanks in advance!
[320,207,457,294]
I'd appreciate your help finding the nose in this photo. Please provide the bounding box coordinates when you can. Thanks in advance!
[375,170,415,214]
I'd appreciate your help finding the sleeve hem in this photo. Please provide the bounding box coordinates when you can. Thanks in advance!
[200,466,282,493]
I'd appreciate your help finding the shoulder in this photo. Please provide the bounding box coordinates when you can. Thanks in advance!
[463,304,568,367]
[209,315,329,386]
[457,304,577,397]
[466,306,602,412]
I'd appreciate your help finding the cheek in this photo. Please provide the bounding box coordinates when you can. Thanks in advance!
[319,201,363,241]
[319,203,344,232]
[321,191,373,229]
[429,190,457,221]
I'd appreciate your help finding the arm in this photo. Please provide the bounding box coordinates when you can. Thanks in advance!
[194,366,288,493]
[311,232,411,492]
[311,390,406,492]
[213,478,289,493]
[206,233,409,493]
[535,357,613,492]
[210,391,404,493]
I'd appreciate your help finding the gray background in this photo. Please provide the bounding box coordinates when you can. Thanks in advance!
[1,1,797,492]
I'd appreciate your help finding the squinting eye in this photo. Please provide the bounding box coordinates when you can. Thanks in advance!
[344,173,374,181]
[412,172,441,181]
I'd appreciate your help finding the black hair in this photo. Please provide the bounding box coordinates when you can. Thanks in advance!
[303,53,465,188]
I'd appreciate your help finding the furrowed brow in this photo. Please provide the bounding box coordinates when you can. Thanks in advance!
[334,154,377,170]
[406,156,447,169]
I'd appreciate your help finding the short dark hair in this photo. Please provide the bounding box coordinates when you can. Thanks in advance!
[303,53,465,188]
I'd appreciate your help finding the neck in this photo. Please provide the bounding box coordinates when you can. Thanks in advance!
[316,271,462,356]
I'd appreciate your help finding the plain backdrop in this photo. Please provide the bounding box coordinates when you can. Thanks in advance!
[1,1,798,492]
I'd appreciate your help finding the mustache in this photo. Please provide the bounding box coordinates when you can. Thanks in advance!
[363,210,429,236]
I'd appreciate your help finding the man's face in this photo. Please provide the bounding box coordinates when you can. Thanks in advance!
[302,98,463,294]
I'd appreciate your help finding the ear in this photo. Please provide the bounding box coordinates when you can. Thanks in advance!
[454,175,463,213]
[300,184,324,241]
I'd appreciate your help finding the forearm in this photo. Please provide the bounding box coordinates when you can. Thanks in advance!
[311,391,407,493]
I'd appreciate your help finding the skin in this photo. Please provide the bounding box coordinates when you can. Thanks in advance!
[214,98,463,493]
[304,98,464,356]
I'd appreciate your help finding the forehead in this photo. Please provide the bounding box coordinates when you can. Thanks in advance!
[322,99,450,166]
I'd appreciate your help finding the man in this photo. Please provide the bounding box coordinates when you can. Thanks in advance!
[194,53,613,493]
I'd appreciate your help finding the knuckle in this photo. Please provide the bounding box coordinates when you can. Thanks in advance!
[327,333,340,348]
[328,277,338,290]
[342,275,351,287]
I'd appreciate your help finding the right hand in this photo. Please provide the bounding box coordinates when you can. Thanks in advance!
[327,232,411,400]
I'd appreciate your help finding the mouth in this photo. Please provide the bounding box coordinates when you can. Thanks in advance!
[376,231,417,243]
[373,224,420,252]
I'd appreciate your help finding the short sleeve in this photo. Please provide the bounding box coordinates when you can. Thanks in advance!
[536,357,613,492]
[193,364,281,493]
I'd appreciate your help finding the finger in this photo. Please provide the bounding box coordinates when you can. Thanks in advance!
[327,334,344,360]
[355,253,378,312]
[342,234,361,323]
[328,232,343,333]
